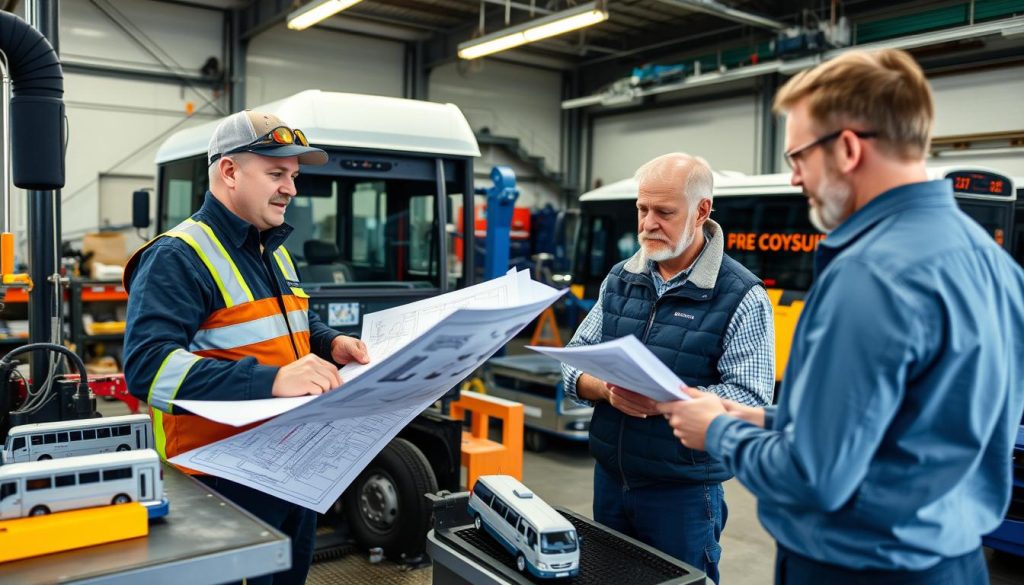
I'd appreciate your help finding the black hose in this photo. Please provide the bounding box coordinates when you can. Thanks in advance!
[0,342,89,398]
[0,11,64,189]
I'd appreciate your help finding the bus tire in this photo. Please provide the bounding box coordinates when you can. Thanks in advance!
[524,429,548,453]
[473,513,482,530]
[29,505,50,516]
[37,454,52,461]
[342,438,438,561]
[112,494,131,505]
[516,553,526,573]
[117,444,130,452]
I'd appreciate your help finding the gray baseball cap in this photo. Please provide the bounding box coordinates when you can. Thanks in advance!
[207,109,328,166]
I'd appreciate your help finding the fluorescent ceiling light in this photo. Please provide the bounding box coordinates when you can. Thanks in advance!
[458,2,609,60]
[287,0,364,31]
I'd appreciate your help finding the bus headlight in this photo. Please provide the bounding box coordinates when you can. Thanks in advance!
[538,562,548,570]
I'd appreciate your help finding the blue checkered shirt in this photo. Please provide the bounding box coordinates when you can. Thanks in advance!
[562,260,775,407]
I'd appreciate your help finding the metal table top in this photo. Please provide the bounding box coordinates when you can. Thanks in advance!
[1,464,290,585]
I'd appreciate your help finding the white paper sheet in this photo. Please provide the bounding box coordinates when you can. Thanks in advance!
[169,273,566,511]
[527,335,690,403]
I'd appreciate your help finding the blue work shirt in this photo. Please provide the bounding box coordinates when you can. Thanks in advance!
[706,180,1024,570]
[124,192,341,406]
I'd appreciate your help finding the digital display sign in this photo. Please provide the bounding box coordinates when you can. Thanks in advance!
[946,171,1012,197]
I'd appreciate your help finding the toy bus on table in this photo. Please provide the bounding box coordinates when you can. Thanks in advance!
[0,449,169,520]
[468,474,579,579]
[2,414,153,464]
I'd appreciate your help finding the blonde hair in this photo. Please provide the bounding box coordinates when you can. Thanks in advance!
[633,152,714,212]
[774,49,933,160]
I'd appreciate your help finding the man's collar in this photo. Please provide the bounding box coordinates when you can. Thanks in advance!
[622,218,726,290]
[819,180,955,253]
[200,191,293,250]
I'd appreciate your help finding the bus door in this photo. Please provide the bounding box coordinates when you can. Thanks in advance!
[138,466,155,501]
[0,481,20,519]
[946,169,1016,253]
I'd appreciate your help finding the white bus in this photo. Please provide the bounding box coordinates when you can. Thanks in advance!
[468,475,580,579]
[0,449,168,520]
[2,414,154,464]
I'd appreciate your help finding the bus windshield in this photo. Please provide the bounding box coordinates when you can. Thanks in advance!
[541,530,578,553]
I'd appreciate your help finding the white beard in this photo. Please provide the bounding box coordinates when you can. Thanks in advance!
[809,172,854,234]
[641,221,696,263]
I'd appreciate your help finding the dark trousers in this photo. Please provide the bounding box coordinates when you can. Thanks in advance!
[594,463,727,584]
[775,545,988,585]
[196,475,318,585]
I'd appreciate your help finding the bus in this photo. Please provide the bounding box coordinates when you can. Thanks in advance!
[468,474,580,579]
[572,166,1018,384]
[3,414,154,464]
[0,449,168,520]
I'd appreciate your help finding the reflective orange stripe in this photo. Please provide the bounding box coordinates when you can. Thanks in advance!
[204,295,307,328]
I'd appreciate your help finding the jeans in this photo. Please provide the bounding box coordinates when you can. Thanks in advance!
[593,463,727,584]
[196,475,318,585]
[774,545,988,585]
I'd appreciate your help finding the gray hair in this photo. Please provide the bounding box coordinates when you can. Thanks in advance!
[633,153,714,212]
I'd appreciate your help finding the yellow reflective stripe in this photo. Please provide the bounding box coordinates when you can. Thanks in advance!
[152,409,167,459]
[147,349,201,413]
[189,219,254,303]
[165,230,234,307]
[190,314,291,351]
[273,248,298,282]
[290,287,309,299]
[280,246,298,274]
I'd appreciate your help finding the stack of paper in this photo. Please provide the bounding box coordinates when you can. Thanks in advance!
[169,269,564,512]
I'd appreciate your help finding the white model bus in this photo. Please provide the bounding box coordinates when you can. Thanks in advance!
[0,449,168,520]
[2,414,154,464]
[468,475,580,579]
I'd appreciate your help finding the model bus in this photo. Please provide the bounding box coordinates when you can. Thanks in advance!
[468,475,580,579]
[0,449,169,520]
[2,414,154,464]
[573,166,1017,384]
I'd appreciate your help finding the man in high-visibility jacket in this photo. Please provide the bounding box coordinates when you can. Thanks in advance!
[124,109,369,585]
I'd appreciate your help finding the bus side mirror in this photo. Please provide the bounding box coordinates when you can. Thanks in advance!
[132,190,151,229]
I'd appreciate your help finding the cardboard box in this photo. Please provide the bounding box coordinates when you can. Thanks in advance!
[82,232,128,279]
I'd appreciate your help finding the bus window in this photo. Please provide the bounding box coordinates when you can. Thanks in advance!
[31,436,42,446]
[57,432,68,443]
[714,196,821,292]
[527,527,537,548]
[27,478,52,491]
[0,482,15,501]
[116,426,130,437]
[506,508,520,527]
[98,428,111,439]
[79,471,100,484]
[83,430,96,440]
[69,431,81,441]
[958,201,1013,250]
[43,434,56,445]
[103,468,131,482]
[475,482,494,506]
[12,437,24,451]
[55,474,76,488]
[541,530,578,553]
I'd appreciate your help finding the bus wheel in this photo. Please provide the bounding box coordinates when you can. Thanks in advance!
[37,454,52,461]
[342,438,438,561]
[516,553,526,573]
[29,505,50,516]
[524,430,548,453]
[117,444,130,451]
[112,494,131,505]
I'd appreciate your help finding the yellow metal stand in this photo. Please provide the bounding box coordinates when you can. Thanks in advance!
[0,503,148,562]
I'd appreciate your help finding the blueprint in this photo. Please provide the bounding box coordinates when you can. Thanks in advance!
[170,271,566,510]
[528,335,691,403]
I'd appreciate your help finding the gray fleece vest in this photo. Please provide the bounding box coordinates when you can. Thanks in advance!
[589,253,761,486]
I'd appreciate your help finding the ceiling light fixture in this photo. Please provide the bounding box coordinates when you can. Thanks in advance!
[287,0,364,31]
[458,1,609,60]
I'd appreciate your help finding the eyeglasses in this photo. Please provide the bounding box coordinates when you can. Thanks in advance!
[212,126,310,163]
[783,129,878,170]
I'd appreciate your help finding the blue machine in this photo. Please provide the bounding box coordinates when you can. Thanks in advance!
[476,165,519,282]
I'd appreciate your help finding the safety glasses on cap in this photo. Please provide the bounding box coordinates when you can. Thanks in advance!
[247,126,309,148]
